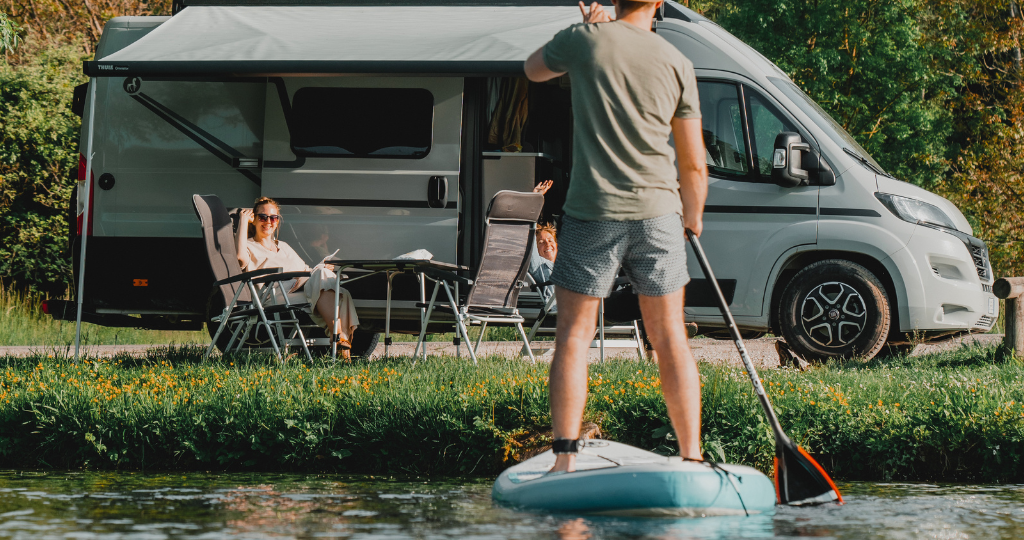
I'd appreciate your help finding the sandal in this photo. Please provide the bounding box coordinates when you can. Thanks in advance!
[334,335,352,360]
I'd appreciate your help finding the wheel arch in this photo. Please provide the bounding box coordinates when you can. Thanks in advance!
[768,250,901,337]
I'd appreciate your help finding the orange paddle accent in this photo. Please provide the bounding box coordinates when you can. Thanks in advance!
[797,445,844,504]
[773,456,781,503]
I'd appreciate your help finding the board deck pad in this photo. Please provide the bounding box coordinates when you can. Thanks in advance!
[493,440,777,517]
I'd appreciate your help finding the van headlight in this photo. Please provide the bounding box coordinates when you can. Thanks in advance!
[875,193,957,230]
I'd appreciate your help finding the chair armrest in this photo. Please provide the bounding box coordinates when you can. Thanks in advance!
[213,267,282,287]
[418,266,473,286]
[251,271,310,285]
[529,280,553,291]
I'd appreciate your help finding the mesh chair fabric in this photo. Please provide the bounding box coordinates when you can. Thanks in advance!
[192,194,250,305]
[466,191,543,310]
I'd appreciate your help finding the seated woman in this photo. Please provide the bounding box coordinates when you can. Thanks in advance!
[235,196,360,358]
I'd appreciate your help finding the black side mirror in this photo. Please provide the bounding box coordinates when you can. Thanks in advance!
[772,132,810,188]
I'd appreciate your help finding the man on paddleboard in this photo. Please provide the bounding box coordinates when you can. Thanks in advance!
[525,0,708,472]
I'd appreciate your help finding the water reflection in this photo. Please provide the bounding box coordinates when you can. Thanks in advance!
[0,471,1018,539]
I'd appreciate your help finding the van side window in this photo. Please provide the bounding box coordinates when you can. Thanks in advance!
[696,81,750,179]
[746,90,800,180]
[290,87,434,159]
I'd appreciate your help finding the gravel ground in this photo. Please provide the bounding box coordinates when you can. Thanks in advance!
[0,333,1003,367]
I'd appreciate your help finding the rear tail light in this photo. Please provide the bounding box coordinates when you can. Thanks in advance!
[41,300,51,315]
[76,153,94,236]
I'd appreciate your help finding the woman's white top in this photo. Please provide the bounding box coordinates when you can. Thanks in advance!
[240,239,310,273]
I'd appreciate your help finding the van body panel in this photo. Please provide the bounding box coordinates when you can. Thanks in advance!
[656,25,748,77]
[689,179,818,318]
[817,219,909,259]
[685,70,820,318]
[261,77,463,266]
[109,79,266,238]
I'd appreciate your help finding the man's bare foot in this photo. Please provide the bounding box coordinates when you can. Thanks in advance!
[549,453,576,474]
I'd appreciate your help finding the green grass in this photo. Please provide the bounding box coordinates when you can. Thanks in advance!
[0,287,209,347]
[0,343,1019,481]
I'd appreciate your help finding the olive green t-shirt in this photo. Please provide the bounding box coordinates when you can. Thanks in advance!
[543,21,701,222]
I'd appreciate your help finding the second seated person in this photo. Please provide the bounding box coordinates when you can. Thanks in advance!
[235,196,360,358]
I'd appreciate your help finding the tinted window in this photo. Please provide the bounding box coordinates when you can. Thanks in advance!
[747,90,800,180]
[697,81,749,179]
[290,87,434,159]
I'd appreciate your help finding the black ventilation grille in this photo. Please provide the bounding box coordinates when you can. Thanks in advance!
[970,245,990,281]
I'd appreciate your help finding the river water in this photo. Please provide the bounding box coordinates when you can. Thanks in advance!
[0,470,1019,539]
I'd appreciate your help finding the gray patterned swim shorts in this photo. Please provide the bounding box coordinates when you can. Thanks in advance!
[550,213,689,298]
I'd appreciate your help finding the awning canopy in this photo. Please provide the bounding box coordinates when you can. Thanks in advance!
[84,5,593,77]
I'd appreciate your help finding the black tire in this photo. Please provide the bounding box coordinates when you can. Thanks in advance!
[777,260,890,362]
[350,330,381,358]
[305,328,379,359]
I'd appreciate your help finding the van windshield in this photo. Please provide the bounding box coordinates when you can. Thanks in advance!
[768,77,888,175]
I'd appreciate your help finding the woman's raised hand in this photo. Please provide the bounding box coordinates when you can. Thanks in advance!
[533,179,554,196]
[239,208,254,224]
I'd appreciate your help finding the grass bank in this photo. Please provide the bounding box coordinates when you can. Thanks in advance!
[0,287,209,346]
[0,343,1019,482]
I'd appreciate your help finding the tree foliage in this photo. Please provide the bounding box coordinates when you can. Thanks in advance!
[1,1,169,53]
[0,43,86,294]
[710,0,1024,276]
[0,11,19,56]
[716,0,954,187]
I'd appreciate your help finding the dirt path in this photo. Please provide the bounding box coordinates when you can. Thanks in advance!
[0,334,1003,367]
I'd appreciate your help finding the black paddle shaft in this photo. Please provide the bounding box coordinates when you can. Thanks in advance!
[685,230,790,448]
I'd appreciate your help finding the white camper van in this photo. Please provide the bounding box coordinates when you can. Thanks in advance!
[53,0,996,360]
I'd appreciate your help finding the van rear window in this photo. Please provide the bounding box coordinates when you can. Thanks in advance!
[290,87,434,159]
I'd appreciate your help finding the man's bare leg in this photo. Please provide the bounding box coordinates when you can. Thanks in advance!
[637,288,701,460]
[549,286,601,473]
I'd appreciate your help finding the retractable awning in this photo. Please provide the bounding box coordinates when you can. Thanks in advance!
[84,5,588,77]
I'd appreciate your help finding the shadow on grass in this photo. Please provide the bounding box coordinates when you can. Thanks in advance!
[818,338,1011,372]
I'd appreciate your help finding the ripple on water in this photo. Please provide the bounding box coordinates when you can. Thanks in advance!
[0,471,1019,539]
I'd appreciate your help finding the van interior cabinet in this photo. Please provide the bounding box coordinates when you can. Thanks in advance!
[481,153,553,213]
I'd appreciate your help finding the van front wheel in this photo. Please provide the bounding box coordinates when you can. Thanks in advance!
[777,260,890,362]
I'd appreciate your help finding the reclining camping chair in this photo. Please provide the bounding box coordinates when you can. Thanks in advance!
[192,194,313,361]
[413,190,544,363]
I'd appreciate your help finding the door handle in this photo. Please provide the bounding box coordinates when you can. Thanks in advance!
[427,176,448,208]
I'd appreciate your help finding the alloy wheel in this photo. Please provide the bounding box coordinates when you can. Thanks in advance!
[799,281,868,348]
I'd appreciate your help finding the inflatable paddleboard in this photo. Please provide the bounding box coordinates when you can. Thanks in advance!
[493,440,776,516]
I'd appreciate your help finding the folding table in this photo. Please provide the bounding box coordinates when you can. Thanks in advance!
[324,259,468,358]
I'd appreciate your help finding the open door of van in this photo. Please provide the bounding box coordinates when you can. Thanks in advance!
[261,77,463,267]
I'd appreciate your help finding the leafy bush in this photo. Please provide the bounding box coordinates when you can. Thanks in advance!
[0,346,1022,482]
[0,43,85,294]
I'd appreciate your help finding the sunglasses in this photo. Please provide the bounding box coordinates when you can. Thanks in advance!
[256,213,281,223]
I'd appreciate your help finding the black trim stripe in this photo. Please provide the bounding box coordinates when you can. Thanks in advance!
[820,207,881,217]
[86,60,526,78]
[705,205,816,215]
[275,198,457,209]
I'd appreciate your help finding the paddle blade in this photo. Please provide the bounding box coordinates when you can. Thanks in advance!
[774,441,843,506]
